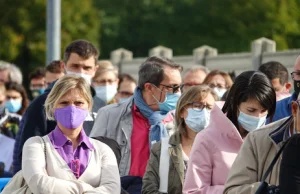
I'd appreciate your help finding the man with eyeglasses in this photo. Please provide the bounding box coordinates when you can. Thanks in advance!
[182,66,209,91]
[269,56,300,123]
[90,56,182,193]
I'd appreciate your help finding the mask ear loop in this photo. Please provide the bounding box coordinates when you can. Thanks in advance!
[149,84,167,106]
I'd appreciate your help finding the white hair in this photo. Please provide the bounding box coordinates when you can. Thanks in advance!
[0,61,23,84]
[183,65,210,75]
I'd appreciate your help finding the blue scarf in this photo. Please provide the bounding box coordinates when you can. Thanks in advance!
[133,87,168,147]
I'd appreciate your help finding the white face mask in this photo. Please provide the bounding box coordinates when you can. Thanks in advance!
[238,111,267,132]
[95,85,118,103]
[66,70,92,85]
[213,88,227,99]
[185,108,210,132]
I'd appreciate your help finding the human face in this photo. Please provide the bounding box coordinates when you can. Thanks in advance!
[65,53,97,77]
[115,81,136,102]
[147,66,182,111]
[207,74,227,89]
[6,90,22,102]
[181,92,215,120]
[45,71,65,88]
[0,92,5,106]
[271,78,288,92]
[183,70,207,91]
[92,71,118,87]
[30,77,45,90]
[55,88,89,110]
[238,98,268,118]
[0,69,9,83]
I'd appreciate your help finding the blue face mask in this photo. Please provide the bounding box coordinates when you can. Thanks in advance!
[152,85,181,113]
[119,97,130,103]
[95,85,117,103]
[31,88,45,99]
[238,111,267,132]
[185,108,210,132]
[5,99,22,113]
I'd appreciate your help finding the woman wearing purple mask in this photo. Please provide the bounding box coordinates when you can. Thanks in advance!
[21,75,120,194]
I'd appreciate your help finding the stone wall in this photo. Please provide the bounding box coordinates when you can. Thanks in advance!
[109,37,300,80]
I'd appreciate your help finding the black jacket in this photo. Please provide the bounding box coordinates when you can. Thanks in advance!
[13,81,106,174]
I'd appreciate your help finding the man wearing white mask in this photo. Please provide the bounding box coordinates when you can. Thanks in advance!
[90,56,182,193]
[13,40,106,174]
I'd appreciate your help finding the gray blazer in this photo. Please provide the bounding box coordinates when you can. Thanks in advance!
[90,97,175,176]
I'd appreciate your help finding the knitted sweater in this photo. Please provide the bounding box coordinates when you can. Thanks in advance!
[22,135,120,194]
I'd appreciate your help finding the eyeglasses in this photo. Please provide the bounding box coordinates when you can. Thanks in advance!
[159,83,183,94]
[291,72,300,80]
[187,102,213,111]
[118,91,134,97]
[208,83,227,89]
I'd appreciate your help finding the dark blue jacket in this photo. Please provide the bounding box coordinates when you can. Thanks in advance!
[12,81,106,174]
[268,92,297,124]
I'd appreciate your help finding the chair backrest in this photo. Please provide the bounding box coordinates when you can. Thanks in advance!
[0,178,11,191]
[92,136,121,166]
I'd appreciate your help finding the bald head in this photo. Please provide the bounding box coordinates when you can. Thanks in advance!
[294,56,300,71]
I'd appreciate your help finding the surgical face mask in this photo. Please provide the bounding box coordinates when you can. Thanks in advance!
[5,99,22,113]
[54,105,88,129]
[153,92,181,113]
[238,111,267,132]
[31,88,45,99]
[185,108,210,132]
[66,70,92,84]
[213,88,227,99]
[119,97,130,103]
[95,85,117,103]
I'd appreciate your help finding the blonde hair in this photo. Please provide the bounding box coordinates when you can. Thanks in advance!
[92,65,119,82]
[44,75,93,120]
[175,84,218,137]
[0,82,6,95]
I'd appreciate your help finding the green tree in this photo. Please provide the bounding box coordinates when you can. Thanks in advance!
[0,0,101,87]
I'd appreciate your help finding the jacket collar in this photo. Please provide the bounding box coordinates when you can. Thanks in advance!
[269,116,293,145]
[208,105,243,143]
[168,131,184,184]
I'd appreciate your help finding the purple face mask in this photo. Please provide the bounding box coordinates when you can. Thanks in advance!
[54,105,89,129]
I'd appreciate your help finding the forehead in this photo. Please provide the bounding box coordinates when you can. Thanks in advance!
[183,70,206,83]
[94,71,117,80]
[209,74,225,83]
[294,56,300,71]
[239,98,264,109]
[161,66,182,84]
[66,53,95,67]
[120,81,136,91]
[59,88,86,101]
[6,89,21,96]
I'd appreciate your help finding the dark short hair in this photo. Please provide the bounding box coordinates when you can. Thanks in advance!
[138,56,183,90]
[118,74,137,91]
[5,82,29,115]
[63,40,99,65]
[29,67,46,81]
[259,61,288,85]
[222,71,276,129]
[46,60,64,74]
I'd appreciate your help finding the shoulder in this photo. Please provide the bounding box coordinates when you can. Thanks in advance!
[89,138,116,156]
[98,97,133,113]
[252,117,288,137]
[23,136,43,147]
[276,95,293,107]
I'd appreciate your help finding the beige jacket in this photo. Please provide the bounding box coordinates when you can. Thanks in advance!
[224,116,292,194]
[142,131,184,194]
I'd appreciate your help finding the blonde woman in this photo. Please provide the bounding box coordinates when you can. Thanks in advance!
[21,75,120,194]
[142,85,218,194]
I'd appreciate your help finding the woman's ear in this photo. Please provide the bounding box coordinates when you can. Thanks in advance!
[292,101,298,117]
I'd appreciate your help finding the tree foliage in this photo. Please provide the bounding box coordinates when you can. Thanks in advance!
[97,0,300,58]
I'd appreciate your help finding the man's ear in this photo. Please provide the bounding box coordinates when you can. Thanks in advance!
[292,101,298,117]
[144,83,153,93]
[285,82,292,92]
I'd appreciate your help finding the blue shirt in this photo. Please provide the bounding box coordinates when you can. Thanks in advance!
[268,92,297,124]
